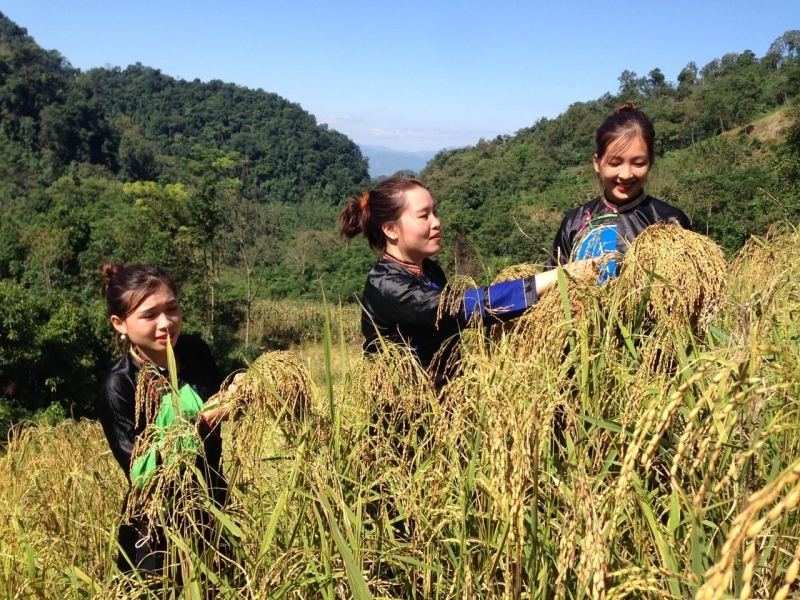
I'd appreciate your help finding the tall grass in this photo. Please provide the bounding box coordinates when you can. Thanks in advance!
[252,299,361,347]
[2,224,800,598]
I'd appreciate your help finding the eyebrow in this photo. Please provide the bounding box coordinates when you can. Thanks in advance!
[605,153,648,161]
[137,299,178,313]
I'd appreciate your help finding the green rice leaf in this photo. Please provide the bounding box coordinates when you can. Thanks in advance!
[312,477,373,600]
[166,332,181,418]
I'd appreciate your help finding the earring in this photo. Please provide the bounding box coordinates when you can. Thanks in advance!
[120,333,127,341]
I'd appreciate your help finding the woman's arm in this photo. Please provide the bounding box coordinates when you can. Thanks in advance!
[462,259,597,323]
[97,373,137,479]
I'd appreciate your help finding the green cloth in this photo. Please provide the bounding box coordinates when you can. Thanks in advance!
[131,384,205,489]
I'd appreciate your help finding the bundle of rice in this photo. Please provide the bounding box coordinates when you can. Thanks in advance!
[726,224,800,345]
[729,223,798,295]
[230,351,313,428]
[615,223,727,335]
[505,271,605,372]
[348,342,435,464]
[491,263,541,283]
[128,364,204,502]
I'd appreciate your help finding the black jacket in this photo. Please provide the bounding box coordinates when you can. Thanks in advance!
[548,194,691,266]
[360,257,540,382]
[97,334,225,494]
[361,257,459,371]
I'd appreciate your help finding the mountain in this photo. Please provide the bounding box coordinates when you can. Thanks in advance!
[360,145,438,178]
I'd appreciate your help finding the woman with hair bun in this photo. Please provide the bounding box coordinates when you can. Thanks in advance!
[548,103,690,280]
[97,263,237,579]
[339,177,593,386]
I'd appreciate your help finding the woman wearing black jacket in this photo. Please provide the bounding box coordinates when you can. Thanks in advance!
[97,263,235,576]
[339,177,592,386]
[548,103,690,281]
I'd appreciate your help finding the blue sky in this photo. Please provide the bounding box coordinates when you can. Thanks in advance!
[3,1,799,151]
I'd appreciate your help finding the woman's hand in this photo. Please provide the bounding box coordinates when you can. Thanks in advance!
[202,372,245,424]
[563,257,602,282]
[534,258,601,296]
[202,402,231,424]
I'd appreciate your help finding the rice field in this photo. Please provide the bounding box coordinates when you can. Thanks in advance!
[2,223,800,599]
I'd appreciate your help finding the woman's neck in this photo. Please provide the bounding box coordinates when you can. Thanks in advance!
[383,247,425,269]
[601,190,646,212]
[130,345,169,370]
[382,251,425,276]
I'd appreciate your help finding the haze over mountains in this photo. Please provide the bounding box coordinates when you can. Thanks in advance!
[359,145,438,178]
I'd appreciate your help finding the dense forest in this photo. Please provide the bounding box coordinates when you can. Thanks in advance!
[1,11,799,435]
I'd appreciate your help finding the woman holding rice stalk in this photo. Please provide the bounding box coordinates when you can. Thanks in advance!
[547,103,690,281]
[339,176,595,387]
[97,263,239,581]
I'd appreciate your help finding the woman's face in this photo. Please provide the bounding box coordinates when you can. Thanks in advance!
[384,186,441,266]
[593,135,651,205]
[111,285,182,367]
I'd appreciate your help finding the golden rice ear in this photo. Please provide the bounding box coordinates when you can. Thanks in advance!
[616,222,727,334]
[729,222,797,287]
[230,350,313,430]
[436,274,477,327]
[502,272,605,371]
[224,351,316,482]
[491,263,540,283]
[347,342,435,465]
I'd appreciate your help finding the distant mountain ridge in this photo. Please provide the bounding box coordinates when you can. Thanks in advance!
[360,145,438,178]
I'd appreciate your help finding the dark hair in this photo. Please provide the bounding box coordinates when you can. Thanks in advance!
[595,102,656,165]
[101,263,178,318]
[338,177,427,251]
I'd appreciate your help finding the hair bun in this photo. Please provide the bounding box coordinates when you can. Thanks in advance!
[100,263,122,285]
[615,102,638,114]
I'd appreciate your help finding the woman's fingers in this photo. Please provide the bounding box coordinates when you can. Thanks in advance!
[203,403,231,423]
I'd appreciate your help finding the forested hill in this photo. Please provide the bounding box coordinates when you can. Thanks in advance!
[0,13,368,204]
[422,32,800,275]
[82,65,368,204]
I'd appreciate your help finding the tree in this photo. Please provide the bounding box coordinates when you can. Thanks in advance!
[19,221,71,294]
[618,70,640,97]
[638,68,674,99]
[767,30,800,68]
[677,62,698,99]
[227,192,273,346]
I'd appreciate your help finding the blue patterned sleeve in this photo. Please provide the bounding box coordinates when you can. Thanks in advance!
[463,276,539,323]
